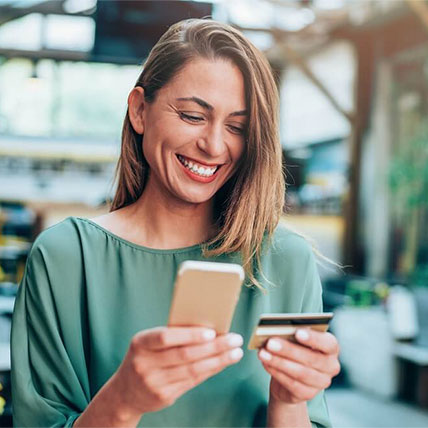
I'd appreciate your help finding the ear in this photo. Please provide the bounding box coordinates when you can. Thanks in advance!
[128,86,146,135]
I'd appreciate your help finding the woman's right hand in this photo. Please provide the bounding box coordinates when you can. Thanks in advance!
[111,326,244,419]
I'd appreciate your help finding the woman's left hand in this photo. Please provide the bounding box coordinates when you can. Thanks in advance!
[258,329,341,404]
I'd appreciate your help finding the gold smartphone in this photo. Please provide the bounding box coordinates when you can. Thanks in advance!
[248,312,334,349]
[168,260,245,334]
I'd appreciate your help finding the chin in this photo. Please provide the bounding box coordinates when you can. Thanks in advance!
[176,189,216,205]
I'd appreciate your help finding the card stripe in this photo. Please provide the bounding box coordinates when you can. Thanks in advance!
[259,317,331,326]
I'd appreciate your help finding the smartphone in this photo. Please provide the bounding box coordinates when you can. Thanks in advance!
[248,312,334,349]
[168,260,245,334]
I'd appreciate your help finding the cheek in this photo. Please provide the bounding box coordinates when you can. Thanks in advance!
[223,142,245,182]
[141,137,155,167]
[141,124,175,166]
[232,139,246,164]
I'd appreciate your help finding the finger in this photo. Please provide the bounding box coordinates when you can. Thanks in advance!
[154,346,244,385]
[258,349,331,389]
[294,329,339,355]
[133,326,216,351]
[262,364,319,402]
[152,333,243,368]
[264,337,339,375]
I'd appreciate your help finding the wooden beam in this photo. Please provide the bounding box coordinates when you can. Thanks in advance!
[405,0,428,33]
[234,25,353,124]
[0,47,89,62]
[342,32,376,273]
[274,37,354,124]
[334,10,427,273]
[0,47,142,65]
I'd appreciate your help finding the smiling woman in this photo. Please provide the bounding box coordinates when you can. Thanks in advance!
[124,58,247,207]
[11,18,338,428]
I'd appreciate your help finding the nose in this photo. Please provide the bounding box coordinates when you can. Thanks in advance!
[196,122,227,159]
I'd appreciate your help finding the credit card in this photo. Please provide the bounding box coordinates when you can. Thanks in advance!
[248,312,333,350]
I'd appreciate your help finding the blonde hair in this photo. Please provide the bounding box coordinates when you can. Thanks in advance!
[111,19,285,292]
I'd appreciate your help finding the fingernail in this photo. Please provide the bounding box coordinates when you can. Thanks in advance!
[259,349,272,361]
[267,339,282,352]
[229,348,243,360]
[296,329,309,341]
[202,329,216,340]
[227,334,243,347]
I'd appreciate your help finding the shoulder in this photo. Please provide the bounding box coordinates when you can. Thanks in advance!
[31,216,82,253]
[263,223,323,312]
[20,218,86,302]
[268,223,315,266]
[27,217,83,269]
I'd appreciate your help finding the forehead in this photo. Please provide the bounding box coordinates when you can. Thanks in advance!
[160,58,246,110]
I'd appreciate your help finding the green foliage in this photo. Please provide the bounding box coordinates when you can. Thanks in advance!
[389,123,428,285]
[410,264,428,287]
[0,382,4,415]
[389,125,428,210]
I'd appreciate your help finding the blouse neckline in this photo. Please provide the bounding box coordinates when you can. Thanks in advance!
[73,216,212,255]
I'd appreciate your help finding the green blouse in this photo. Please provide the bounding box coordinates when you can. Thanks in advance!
[11,217,331,427]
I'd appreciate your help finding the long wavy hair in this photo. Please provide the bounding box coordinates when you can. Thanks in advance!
[111,19,285,292]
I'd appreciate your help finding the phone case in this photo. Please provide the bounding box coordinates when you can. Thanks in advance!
[168,261,245,334]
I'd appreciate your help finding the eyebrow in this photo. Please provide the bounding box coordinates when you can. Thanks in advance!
[176,96,247,117]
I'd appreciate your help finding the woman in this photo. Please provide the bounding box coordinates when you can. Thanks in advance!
[11,19,340,427]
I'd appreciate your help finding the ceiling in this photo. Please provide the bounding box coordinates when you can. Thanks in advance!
[0,0,418,64]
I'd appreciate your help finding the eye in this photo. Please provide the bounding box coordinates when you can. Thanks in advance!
[227,124,246,135]
[179,112,204,123]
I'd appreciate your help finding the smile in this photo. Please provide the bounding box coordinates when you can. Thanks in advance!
[177,154,220,177]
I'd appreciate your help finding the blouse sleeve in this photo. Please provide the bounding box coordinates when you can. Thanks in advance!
[303,249,332,428]
[269,229,332,428]
[11,231,89,427]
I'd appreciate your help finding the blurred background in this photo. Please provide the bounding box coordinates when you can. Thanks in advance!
[0,0,428,426]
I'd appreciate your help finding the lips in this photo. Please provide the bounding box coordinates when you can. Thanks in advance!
[175,154,223,183]
[176,154,223,169]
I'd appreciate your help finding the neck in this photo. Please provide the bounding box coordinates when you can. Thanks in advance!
[122,176,217,249]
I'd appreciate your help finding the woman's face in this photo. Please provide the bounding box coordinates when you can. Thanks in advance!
[130,57,247,205]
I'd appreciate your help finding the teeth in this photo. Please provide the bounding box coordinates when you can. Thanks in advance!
[178,155,218,177]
